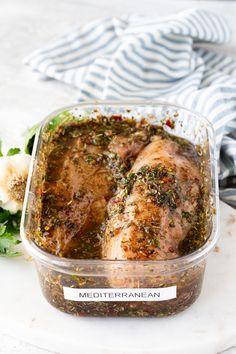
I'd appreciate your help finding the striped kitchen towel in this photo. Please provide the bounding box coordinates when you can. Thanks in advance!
[25,9,236,208]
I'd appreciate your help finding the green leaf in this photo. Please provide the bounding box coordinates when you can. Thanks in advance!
[0,209,21,234]
[0,232,18,249]
[47,111,74,132]
[0,208,10,224]
[24,123,40,155]
[0,224,6,236]
[0,209,22,257]
[0,228,22,257]
[0,140,3,157]
[0,251,23,257]
[7,147,21,156]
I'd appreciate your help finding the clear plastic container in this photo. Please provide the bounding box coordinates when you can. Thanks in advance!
[20,101,219,317]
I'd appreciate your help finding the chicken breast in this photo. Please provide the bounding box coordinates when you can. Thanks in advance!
[103,135,201,260]
[39,119,151,258]
[41,137,115,257]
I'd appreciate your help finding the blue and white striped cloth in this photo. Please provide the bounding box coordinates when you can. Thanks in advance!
[25,9,236,207]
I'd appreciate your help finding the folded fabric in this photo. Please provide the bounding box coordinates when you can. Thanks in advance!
[25,9,236,208]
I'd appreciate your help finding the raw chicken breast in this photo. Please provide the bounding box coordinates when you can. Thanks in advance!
[103,135,201,260]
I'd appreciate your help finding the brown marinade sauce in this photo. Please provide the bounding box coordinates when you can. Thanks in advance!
[27,112,212,317]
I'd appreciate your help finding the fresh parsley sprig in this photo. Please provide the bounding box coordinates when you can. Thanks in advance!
[0,209,22,257]
[0,121,39,257]
[0,142,23,257]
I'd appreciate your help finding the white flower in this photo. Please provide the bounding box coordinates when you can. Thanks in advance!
[0,154,31,213]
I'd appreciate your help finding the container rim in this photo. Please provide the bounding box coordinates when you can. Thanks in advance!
[20,100,220,275]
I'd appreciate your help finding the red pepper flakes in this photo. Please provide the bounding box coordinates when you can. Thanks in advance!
[112,198,121,204]
[165,118,175,129]
[111,115,122,121]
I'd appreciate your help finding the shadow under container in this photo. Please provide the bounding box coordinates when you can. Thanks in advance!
[21,101,219,317]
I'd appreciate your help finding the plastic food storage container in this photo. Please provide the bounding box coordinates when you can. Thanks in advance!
[20,101,219,317]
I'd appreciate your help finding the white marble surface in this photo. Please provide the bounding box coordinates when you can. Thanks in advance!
[1,0,236,353]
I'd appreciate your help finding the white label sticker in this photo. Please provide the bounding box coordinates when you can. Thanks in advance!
[63,286,177,302]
